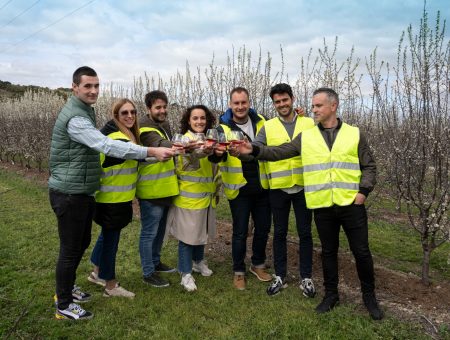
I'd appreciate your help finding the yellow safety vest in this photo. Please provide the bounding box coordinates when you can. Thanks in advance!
[95,131,138,203]
[264,116,315,189]
[302,123,361,209]
[219,114,266,199]
[173,131,217,209]
[136,127,179,199]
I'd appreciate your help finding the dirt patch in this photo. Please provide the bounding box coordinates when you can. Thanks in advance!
[209,221,450,337]
[2,161,449,336]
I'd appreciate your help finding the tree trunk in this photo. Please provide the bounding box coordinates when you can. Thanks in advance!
[421,246,431,286]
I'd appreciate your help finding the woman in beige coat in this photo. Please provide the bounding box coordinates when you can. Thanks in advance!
[167,105,220,292]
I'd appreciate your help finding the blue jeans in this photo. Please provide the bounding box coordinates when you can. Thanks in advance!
[270,189,313,279]
[178,241,205,274]
[229,191,271,273]
[139,200,168,277]
[90,228,122,281]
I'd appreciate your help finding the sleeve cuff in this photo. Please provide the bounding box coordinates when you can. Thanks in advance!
[251,144,260,157]
[358,187,370,197]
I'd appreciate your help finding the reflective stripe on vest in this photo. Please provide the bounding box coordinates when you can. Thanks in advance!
[173,131,216,209]
[301,123,361,209]
[135,127,179,199]
[264,116,315,189]
[219,115,266,199]
[100,183,137,192]
[95,131,138,203]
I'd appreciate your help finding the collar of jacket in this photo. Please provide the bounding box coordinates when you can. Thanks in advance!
[71,95,94,112]
[318,117,343,130]
[100,120,119,136]
[219,107,262,127]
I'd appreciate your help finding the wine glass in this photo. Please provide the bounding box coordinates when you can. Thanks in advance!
[206,129,218,147]
[172,133,188,154]
[218,132,230,148]
[228,130,244,146]
[193,132,206,152]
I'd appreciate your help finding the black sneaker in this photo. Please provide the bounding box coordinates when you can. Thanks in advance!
[53,286,91,306]
[300,278,316,298]
[155,262,176,273]
[71,285,91,303]
[143,273,170,287]
[55,303,93,320]
[363,293,384,320]
[266,276,288,296]
[315,292,340,314]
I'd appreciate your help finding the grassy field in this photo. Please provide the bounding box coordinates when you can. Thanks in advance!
[0,167,448,339]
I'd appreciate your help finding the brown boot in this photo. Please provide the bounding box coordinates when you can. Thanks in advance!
[233,275,246,290]
[249,266,272,282]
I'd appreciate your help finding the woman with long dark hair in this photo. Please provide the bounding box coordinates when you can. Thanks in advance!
[167,104,220,292]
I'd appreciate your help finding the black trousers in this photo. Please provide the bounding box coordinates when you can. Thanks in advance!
[270,189,313,279]
[49,189,95,309]
[229,191,271,273]
[314,203,375,294]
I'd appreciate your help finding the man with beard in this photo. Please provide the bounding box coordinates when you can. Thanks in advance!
[136,90,179,287]
[253,83,316,297]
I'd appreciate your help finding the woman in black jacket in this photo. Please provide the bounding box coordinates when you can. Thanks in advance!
[87,99,141,298]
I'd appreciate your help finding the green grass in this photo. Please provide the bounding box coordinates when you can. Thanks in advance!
[0,168,444,339]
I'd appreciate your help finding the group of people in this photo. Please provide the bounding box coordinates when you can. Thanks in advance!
[48,65,384,322]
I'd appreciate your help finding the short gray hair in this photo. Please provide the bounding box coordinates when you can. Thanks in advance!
[313,87,339,106]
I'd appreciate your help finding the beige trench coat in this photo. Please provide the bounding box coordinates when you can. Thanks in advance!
[167,144,220,245]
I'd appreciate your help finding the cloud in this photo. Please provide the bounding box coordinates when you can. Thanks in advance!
[0,0,448,88]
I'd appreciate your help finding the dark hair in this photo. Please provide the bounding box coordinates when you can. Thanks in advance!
[269,83,294,100]
[313,87,339,105]
[72,66,97,85]
[229,87,249,101]
[144,90,168,108]
[180,105,216,134]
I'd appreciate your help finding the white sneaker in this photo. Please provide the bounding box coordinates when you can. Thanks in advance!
[87,272,106,287]
[180,273,197,292]
[55,303,93,320]
[103,283,135,298]
[192,260,213,277]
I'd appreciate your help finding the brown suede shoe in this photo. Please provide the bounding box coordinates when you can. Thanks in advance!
[233,275,246,290]
[249,266,272,282]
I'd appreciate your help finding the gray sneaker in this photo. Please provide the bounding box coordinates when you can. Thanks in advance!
[87,271,106,287]
[143,273,170,287]
[104,283,135,298]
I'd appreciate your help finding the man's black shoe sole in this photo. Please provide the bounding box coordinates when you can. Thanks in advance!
[142,279,170,288]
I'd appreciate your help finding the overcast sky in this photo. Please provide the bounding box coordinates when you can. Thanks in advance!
[0,0,448,89]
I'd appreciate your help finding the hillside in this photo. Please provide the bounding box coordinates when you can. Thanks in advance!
[0,80,71,101]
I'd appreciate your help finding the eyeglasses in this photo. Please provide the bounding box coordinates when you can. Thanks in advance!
[119,109,137,116]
